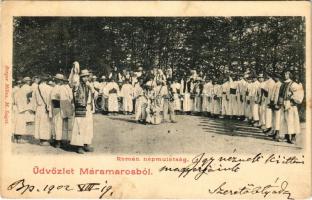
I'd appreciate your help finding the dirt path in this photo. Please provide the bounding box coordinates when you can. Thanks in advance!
[12,114,304,155]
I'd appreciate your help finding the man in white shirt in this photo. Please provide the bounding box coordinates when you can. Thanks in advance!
[33,76,52,145]
[269,73,282,141]
[50,73,68,148]
[262,73,276,134]
[258,73,266,129]
[120,79,134,114]
[105,77,120,115]
[251,75,261,127]
[221,77,230,118]
[279,71,304,144]
[13,77,33,143]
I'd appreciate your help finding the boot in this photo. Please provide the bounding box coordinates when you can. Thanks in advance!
[268,130,276,137]
[263,127,272,135]
[77,146,84,154]
[83,144,94,152]
[54,140,61,148]
[285,134,293,144]
[274,131,281,142]
[290,134,296,144]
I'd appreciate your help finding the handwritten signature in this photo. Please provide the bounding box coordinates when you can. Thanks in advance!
[208,177,293,200]
[7,178,113,198]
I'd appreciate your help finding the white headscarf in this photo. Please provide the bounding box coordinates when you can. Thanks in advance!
[69,61,80,87]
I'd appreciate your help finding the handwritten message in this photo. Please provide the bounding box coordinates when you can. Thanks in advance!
[159,152,304,180]
[5,152,305,199]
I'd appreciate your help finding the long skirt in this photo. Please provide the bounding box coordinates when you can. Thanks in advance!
[194,95,202,112]
[259,103,266,126]
[173,94,181,111]
[123,96,133,112]
[52,108,65,141]
[108,94,119,112]
[135,97,148,121]
[280,105,301,134]
[265,107,273,129]
[202,95,209,112]
[221,97,229,116]
[70,105,93,146]
[272,109,281,131]
[34,105,51,140]
[14,112,28,135]
[252,103,260,121]
[229,95,238,116]
[183,93,192,112]
[237,98,245,116]
[212,98,221,115]
[245,102,252,120]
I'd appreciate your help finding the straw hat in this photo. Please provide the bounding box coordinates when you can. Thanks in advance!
[80,69,90,77]
[23,77,31,82]
[54,73,65,80]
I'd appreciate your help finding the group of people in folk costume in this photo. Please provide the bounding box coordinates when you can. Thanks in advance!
[96,67,304,145]
[12,62,95,154]
[12,61,305,153]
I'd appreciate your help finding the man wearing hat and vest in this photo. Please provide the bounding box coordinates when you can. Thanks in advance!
[33,75,52,145]
[13,77,33,143]
[71,69,95,153]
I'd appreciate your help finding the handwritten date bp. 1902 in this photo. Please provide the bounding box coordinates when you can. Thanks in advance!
[7,178,114,198]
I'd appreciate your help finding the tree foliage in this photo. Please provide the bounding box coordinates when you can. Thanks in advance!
[13,17,305,82]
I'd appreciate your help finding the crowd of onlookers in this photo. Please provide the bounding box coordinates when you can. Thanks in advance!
[12,62,305,154]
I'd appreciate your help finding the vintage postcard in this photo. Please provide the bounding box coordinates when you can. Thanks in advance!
[0,1,311,199]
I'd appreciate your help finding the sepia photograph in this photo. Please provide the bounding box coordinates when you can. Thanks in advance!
[11,16,306,155]
[1,1,311,199]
